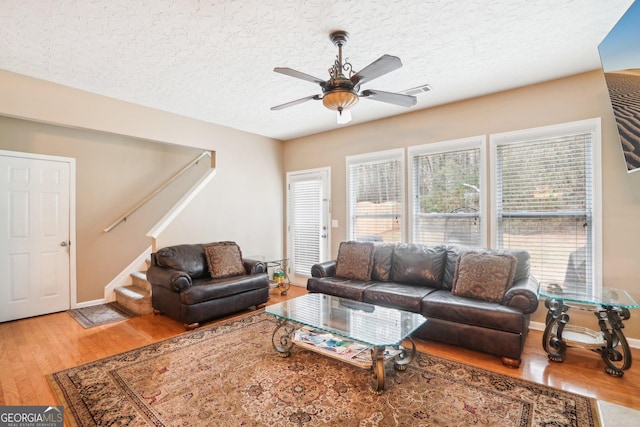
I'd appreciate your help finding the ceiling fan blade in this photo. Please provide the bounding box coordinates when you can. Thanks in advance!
[274,67,326,85]
[271,94,322,110]
[351,54,403,87]
[360,89,417,108]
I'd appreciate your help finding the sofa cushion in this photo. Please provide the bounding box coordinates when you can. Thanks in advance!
[452,252,517,302]
[363,282,438,313]
[307,276,375,301]
[155,244,207,279]
[390,244,446,287]
[508,250,531,282]
[443,246,530,290]
[372,243,395,281]
[335,241,375,281]
[442,246,463,290]
[204,242,246,279]
[421,290,528,334]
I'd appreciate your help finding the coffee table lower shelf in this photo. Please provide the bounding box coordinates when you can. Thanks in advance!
[271,319,416,394]
[291,335,403,370]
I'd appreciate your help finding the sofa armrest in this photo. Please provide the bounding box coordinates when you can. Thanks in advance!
[146,265,192,292]
[501,275,540,314]
[311,260,337,278]
[244,259,266,275]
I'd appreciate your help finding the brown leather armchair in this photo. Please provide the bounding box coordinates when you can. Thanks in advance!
[146,242,269,329]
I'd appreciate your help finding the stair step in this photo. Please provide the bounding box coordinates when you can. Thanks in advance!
[131,271,151,292]
[114,285,153,315]
[109,301,137,316]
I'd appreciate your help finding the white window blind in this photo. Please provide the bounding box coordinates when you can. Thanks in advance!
[496,132,594,293]
[411,146,481,246]
[290,179,321,276]
[347,151,403,242]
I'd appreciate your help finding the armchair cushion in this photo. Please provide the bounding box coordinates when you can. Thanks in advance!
[452,252,517,302]
[204,242,246,279]
[155,244,207,279]
[335,241,375,281]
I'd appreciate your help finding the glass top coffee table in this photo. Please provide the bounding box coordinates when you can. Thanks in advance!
[266,293,427,393]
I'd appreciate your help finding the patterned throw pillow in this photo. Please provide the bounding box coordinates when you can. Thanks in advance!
[204,242,246,279]
[335,241,375,281]
[451,252,517,302]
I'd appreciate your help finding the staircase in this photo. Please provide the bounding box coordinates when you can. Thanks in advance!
[103,151,216,315]
[113,259,153,315]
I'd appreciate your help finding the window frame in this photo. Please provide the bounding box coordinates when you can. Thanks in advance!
[345,148,406,242]
[489,118,602,293]
[407,136,487,247]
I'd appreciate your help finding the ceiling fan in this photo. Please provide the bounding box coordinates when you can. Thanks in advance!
[271,30,418,124]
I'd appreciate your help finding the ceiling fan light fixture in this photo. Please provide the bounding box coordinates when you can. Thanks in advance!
[272,29,419,117]
[322,89,359,112]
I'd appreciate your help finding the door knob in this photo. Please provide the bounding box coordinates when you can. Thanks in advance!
[60,241,68,247]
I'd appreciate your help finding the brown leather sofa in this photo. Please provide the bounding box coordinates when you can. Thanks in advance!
[146,242,269,329]
[307,242,540,367]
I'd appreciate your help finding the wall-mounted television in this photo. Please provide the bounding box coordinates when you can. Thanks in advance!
[598,0,640,173]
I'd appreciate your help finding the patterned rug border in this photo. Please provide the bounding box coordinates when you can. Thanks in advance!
[67,302,137,328]
[47,309,601,427]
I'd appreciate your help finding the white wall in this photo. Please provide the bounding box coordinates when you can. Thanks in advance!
[284,70,640,339]
[0,70,283,302]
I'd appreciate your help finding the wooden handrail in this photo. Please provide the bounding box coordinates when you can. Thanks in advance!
[104,151,213,232]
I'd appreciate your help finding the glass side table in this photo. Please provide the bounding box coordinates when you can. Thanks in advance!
[539,284,639,377]
[264,258,291,296]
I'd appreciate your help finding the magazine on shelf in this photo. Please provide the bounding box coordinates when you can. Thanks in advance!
[293,326,402,364]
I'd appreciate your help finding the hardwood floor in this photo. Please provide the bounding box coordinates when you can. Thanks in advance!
[1,284,639,413]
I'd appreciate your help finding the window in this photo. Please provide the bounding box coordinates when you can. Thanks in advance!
[491,119,601,294]
[345,119,601,294]
[346,149,404,242]
[409,137,484,246]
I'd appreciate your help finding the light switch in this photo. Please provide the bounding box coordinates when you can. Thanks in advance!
[331,219,339,228]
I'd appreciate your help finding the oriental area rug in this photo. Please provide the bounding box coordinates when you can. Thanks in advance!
[47,311,600,427]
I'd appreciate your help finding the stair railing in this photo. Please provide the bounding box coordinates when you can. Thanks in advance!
[104,150,214,232]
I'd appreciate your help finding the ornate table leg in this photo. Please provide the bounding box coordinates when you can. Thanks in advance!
[370,339,417,393]
[393,337,417,371]
[279,260,290,296]
[596,306,632,377]
[370,346,386,394]
[542,298,569,362]
[271,318,296,357]
[278,271,291,296]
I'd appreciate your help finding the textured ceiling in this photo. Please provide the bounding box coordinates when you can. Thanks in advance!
[0,0,635,141]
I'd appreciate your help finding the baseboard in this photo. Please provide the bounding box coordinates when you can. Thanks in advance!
[74,299,106,309]
[529,320,546,332]
[624,336,639,349]
[103,246,152,302]
[529,320,640,349]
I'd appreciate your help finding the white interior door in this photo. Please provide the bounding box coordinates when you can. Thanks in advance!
[0,153,72,322]
[287,168,330,284]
